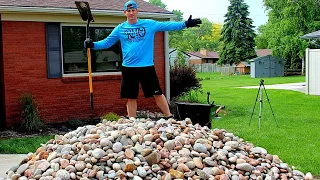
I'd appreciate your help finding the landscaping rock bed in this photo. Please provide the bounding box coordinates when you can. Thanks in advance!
[4,117,312,180]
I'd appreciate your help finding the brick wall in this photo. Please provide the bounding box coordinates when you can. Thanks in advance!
[2,21,165,127]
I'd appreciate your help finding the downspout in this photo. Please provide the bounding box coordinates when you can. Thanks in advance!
[164,30,170,100]
[0,14,6,129]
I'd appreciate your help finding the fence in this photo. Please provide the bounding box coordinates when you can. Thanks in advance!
[284,69,302,76]
[191,63,236,74]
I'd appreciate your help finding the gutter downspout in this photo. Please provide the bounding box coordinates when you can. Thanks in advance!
[164,31,170,101]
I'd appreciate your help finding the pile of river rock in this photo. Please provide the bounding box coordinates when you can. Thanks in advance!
[5,117,313,180]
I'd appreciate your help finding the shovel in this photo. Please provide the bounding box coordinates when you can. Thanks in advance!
[75,1,95,109]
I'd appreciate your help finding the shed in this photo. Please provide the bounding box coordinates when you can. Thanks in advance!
[250,55,284,78]
[235,61,250,75]
[0,0,176,128]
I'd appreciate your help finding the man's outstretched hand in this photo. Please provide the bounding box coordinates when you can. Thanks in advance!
[185,15,202,28]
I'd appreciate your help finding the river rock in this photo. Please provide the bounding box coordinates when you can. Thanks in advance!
[3,117,312,180]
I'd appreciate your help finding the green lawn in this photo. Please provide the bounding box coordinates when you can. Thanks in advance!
[0,136,53,154]
[197,73,319,175]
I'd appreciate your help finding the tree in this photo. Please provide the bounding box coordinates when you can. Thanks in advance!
[147,0,220,52]
[255,25,268,49]
[219,0,257,65]
[148,0,166,9]
[261,0,320,70]
[170,18,221,52]
[172,10,183,21]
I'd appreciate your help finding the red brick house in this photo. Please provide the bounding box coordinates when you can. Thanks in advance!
[0,0,175,128]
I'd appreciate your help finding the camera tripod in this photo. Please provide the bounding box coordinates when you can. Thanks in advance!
[249,79,278,129]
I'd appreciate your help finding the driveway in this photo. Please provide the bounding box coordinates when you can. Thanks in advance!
[0,154,27,178]
[238,82,306,93]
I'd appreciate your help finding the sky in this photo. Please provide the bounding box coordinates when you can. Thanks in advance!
[160,0,269,29]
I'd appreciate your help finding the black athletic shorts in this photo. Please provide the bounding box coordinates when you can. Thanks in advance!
[121,66,163,99]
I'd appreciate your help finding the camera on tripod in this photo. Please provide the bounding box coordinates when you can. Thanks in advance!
[249,79,278,129]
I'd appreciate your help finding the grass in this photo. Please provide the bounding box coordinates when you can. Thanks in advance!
[197,72,319,175]
[0,136,53,154]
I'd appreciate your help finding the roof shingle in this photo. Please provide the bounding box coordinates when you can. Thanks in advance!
[186,52,219,59]
[0,0,172,14]
[256,49,272,56]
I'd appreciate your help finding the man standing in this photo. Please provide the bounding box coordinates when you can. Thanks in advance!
[85,1,201,119]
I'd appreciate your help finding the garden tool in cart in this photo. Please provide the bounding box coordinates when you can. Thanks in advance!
[75,1,95,109]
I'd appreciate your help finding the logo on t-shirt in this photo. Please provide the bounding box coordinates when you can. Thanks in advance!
[125,26,146,43]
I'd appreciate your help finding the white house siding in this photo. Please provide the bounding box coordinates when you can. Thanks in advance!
[168,49,189,66]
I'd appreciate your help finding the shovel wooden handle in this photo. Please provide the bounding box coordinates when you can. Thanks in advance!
[87,48,94,109]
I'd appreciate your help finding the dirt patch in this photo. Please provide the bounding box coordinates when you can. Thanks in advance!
[0,119,101,139]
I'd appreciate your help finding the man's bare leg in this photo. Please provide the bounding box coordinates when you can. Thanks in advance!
[126,98,137,118]
[154,94,172,117]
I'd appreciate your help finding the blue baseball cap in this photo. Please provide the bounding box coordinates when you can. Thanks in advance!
[124,1,138,10]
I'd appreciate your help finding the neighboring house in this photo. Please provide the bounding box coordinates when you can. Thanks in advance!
[0,0,176,127]
[185,49,272,65]
[256,49,272,57]
[168,48,190,66]
[186,49,219,64]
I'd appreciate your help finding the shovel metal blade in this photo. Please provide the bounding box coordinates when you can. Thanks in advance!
[75,1,94,22]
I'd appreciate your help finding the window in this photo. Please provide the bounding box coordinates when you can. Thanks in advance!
[62,26,122,74]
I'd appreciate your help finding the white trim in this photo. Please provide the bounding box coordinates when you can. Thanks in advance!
[164,31,170,100]
[0,6,175,19]
[60,24,64,76]
[305,48,309,95]
[63,72,121,77]
[61,23,118,27]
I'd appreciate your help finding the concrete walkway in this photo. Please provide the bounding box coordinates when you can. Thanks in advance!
[0,154,27,178]
[238,82,306,93]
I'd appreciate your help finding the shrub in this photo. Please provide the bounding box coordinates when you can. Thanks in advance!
[169,89,205,116]
[19,93,45,133]
[176,89,205,103]
[170,64,201,99]
[101,112,120,121]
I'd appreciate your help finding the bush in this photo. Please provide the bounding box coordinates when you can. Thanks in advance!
[170,64,201,99]
[169,89,205,116]
[19,93,45,133]
[176,89,205,103]
[101,112,120,121]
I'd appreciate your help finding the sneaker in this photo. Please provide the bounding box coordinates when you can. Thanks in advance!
[163,115,174,120]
